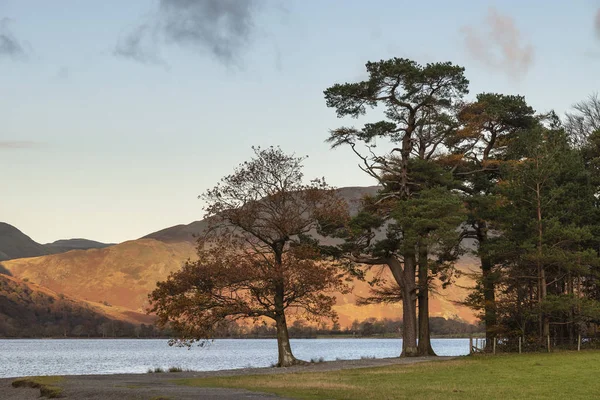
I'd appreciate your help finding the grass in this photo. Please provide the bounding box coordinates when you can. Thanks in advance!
[148,366,191,373]
[12,376,65,398]
[177,351,600,400]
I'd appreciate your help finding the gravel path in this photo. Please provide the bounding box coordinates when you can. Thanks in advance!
[1,356,454,400]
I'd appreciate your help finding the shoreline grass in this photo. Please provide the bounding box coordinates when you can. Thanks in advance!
[12,376,64,398]
[176,351,600,400]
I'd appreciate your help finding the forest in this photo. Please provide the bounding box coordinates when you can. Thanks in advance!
[150,57,600,365]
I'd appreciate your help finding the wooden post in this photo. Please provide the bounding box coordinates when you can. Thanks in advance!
[518,336,522,354]
[547,335,551,353]
[578,334,581,352]
[469,336,473,355]
[493,337,496,355]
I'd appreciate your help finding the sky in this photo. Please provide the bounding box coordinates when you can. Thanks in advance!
[1,0,600,244]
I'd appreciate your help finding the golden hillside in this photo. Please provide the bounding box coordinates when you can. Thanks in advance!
[1,237,479,326]
[1,239,197,312]
[0,273,154,337]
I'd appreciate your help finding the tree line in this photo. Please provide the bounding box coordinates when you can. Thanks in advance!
[149,57,600,365]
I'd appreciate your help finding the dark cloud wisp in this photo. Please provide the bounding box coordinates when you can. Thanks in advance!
[0,18,25,59]
[115,0,261,66]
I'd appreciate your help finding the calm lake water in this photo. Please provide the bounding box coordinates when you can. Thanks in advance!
[0,338,469,378]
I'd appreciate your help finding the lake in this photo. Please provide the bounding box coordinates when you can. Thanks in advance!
[0,338,469,378]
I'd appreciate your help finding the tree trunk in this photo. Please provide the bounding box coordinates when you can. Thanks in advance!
[388,256,418,357]
[272,249,299,367]
[274,311,297,367]
[417,243,436,356]
[476,222,497,352]
[535,182,550,340]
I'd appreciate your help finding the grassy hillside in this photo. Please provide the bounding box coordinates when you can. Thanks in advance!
[1,238,478,326]
[0,274,153,337]
[1,239,198,312]
[0,186,479,329]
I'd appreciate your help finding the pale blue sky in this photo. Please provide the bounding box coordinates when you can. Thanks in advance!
[1,0,599,244]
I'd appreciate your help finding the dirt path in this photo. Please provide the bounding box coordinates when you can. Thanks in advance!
[1,356,454,400]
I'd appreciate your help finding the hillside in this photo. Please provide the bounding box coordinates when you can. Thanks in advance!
[0,186,479,329]
[142,186,381,243]
[0,274,154,337]
[0,222,52,261]
[45,238,114,253]
[0,239,479,326]
[1,239,198,312]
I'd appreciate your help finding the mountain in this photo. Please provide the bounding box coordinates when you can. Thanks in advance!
[0,274,154,337]
[0,222,114,261]
[1,239,197,312]
[0,223,52,261]
[45,239,114,253]
[142,220,210,243]
[142,186,380,244]
[0,186,480,329]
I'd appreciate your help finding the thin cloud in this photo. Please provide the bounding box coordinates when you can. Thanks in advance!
[0,18,25,60]
[595,8,600,41]
[115,0,263,67]
[461,7,534,79]
[56,66,70,80]
[0,141,40,149]
[114,23,167,66]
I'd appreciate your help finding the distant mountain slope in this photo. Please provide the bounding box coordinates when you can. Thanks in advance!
[1,239,479,325]
[0,274,154,337]
[45,238,114,253]
[0,186,479,328]
[0,222,114,261]
[0,223,52,261]
[142,220,210,243]
[1,239,197,312]
[142,186,380,244]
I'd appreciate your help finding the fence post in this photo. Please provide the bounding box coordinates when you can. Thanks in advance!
[518,336,522,354]
[578,334,581,352]
[469,336,473,355]
[547,335,551,353]
[493,337,496,355]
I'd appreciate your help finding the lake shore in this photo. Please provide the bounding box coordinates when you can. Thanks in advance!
[1,355,452,400]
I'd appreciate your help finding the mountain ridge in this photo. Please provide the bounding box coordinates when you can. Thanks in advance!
[0,222,114,261]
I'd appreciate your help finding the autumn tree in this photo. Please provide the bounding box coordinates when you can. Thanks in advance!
[323,58,468,356]
[149,147,348,367]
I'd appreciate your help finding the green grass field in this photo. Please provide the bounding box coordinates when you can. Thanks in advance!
[178,351,600,400]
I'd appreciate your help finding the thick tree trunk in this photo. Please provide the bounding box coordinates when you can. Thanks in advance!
[272,249,299,368]
[476,223,497,352]
[274,311,297,367]
[417,244,436,356]
[388,256,418,357]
